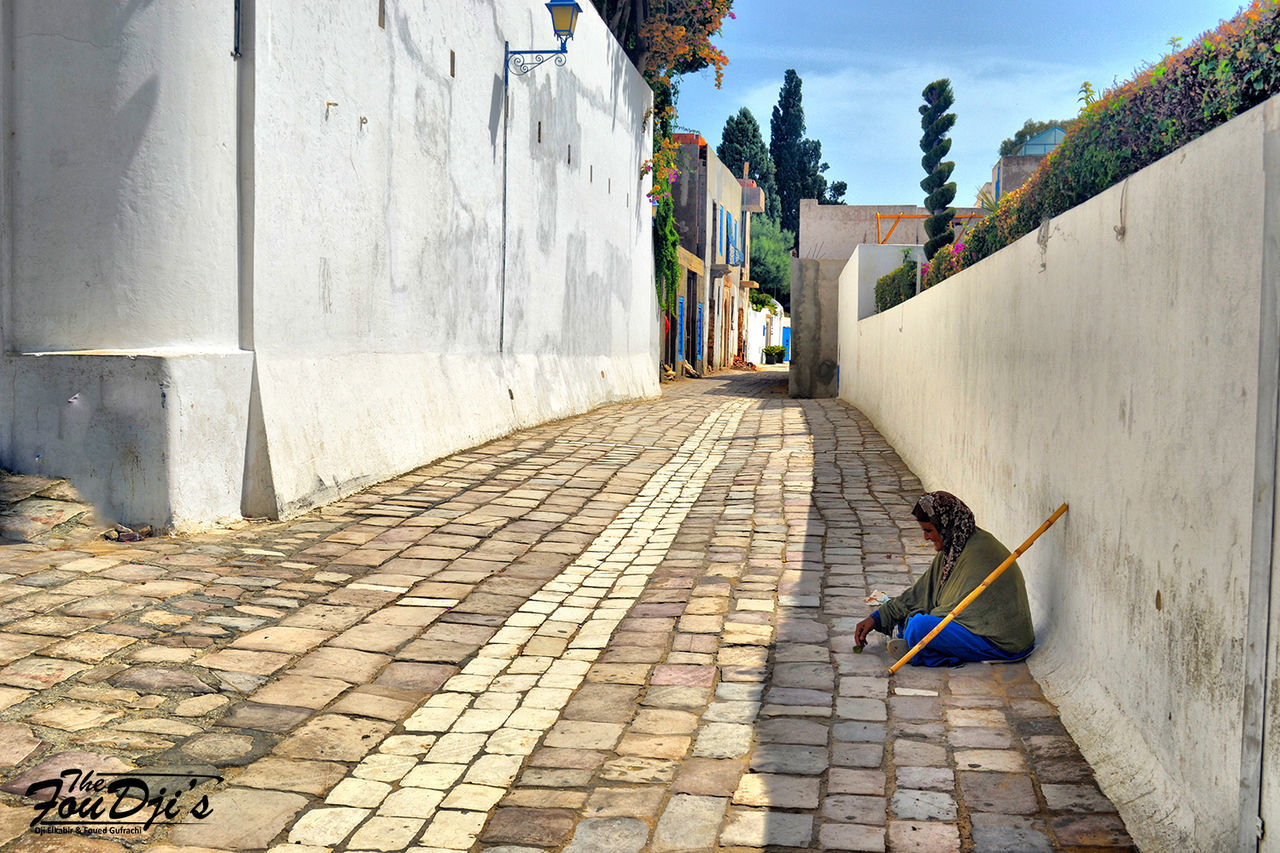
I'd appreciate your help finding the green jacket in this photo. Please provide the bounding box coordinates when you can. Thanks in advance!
[877,528,1035,653]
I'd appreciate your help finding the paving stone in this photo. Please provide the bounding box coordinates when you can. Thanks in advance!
[0,722,43,765]
[895,765,954,791]
[481,807,577,847]
[179,731,259,764]
[583,786,666,818]
[356,752,420,783]
[733,773,820,809]
[955,748,1027,773]
[1,750,132,795]
[893,739,947,766]
[0,656,91,688]
[235,756,350,795]
[1050,813,1132,845]
[173,694,230,717]
[41,632,138,662]
[886,820,960,852]
[275,714,394,762]
[561,682,641,722]
[969,813,1054,852]
[720,808,814,847]
[598,755,677,784]
[545,720,625,750]
[959,771,1038,814]
[0,686,33,712]
[562,817,650,853]
[818,822,886,852]
[251,673,350,708]
[692,722,753,758]
[948,726,1013,749]
[379,786,445,818]
[632,708,699,733]
[748,744,829,774]
[829,767,886,795]
[288,805,371,846]
[1041,782,1116,813]
[198,648,293,676]
[891,788,957,820]
[4,835,128,853]
[375,661,455,692]
[833,742,885,768]
[24,699,122,731]
[216,701,312,733]
[168,787,308,849]
[824,793,888,825]
[651,794,726,852]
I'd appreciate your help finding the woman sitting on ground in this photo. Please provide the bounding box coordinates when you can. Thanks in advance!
[854,491,1035,667]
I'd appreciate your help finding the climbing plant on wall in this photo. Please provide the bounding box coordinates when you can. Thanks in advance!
[590,0,735,309]
[918,79,958,261]
[935,1,1280,286]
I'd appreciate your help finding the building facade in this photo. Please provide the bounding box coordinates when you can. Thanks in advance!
[0,1,658,528]
[668,134,763,374]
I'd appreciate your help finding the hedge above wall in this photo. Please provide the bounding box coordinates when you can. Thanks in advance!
[950,0,1280,280]
[875,261,918,312]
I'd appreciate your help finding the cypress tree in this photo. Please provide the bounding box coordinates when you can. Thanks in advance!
[770,70,807,237]
[771,70,846,241]
[919,79,957,260]
[718,108,780,221]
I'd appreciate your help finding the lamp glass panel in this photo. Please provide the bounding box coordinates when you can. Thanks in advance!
[546,1,581,39]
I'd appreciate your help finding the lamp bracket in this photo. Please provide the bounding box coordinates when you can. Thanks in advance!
[505,39,569,83]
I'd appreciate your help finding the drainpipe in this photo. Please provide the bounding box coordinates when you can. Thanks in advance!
[1239,102,1280,852]
[235,0,255,351]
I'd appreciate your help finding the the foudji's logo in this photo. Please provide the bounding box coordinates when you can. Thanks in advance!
[24,767,221,835]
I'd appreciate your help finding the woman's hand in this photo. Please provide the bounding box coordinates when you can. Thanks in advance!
[855,616,877,647]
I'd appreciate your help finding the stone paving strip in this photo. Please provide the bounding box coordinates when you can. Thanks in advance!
[0,370,1134,852]
[278,399,749,852]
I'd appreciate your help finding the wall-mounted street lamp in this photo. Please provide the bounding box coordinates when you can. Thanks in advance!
[505,0,583,83]
[499,0,583,354]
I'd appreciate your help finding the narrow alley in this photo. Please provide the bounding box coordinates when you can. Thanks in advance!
[0,371,1133,852]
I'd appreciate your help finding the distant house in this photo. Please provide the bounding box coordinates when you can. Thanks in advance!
[668,134,764,374]
[979,125,1067,203]
[798,201,987,263]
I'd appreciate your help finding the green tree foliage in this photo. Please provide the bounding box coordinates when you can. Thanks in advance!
[769,70,845,240]
[875,261,918,312]
[748,288,775,311]
[718,108,780,220]
[653,194,681,312]
[998,118,1072,156]
[919,79,958,260]
[946,1,1280,286]
[749,215,794,309]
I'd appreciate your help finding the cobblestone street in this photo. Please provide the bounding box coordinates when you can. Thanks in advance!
[0,369,1134,852]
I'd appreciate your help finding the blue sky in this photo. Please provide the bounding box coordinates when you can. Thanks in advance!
[672,1,1247,207]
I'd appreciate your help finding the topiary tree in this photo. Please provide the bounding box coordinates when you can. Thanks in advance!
[919,79,957,261]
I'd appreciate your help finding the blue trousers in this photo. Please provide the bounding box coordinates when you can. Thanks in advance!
[899,613,1033,668]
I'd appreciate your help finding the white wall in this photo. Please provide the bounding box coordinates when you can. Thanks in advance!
[745,297,784,364]
[799,200,986,261]
[841,243,925,322]
[4,2,239,352]
[1,0,657,527]
[839,96,1278,850]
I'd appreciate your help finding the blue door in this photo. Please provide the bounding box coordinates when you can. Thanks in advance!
[677,296,685,364]
[782,326,791,361]
[697,303,703,367]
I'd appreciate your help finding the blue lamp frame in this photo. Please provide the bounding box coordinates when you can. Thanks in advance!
[505,0,583,83]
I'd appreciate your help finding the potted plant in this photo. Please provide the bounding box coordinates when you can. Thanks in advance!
[763,344,786,364]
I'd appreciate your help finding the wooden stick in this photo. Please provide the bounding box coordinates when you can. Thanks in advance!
[887,503,1068,674]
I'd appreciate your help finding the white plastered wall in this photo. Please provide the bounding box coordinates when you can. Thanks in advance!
[0,1,657,527]
[839,96,1277,850]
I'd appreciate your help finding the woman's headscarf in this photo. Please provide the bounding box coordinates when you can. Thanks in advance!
[912,491,976,583]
